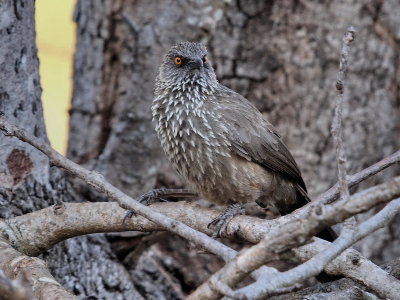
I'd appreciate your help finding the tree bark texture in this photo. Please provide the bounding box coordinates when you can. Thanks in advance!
[0,0,399,299]
[0,0,62,217]
[0,1,147,299]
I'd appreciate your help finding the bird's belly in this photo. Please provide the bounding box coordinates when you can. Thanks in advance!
[186,155,274,206]
[156,112,274,205]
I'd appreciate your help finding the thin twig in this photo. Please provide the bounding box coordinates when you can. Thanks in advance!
[236,198,400,299]
[1,178,399,299]
[331,26,356,231]
[0,117,233,260]
[187,177,400,300]
[0,117,276,282]
[310,149,399,206]
[331,26,355,204]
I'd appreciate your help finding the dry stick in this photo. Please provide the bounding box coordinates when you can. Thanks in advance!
[331,27,356,232]
[1,178,399,299]
[0,238,75,299]
[0,149,397,257]
[331,26,355,203]
[187,177,400,300]
[0,177,398,256]
[0,117,232,259]
[309,149,400,207]
[237,198,400,299]
[330,26,357,233]
[0,117,276,280]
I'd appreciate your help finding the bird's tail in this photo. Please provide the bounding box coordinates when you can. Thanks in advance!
[296,185,337,242]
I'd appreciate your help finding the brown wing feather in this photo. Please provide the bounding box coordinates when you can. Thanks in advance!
[212,85,308,193]
[210,85,337,241]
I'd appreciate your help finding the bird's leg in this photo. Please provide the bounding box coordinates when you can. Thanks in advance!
[123,188,197,222]
[208,203,245,238]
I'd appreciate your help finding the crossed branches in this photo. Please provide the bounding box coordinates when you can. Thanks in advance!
[0,27,399,299]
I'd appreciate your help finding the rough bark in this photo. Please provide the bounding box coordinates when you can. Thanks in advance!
[0,0,63,217]
[0,2,148,299]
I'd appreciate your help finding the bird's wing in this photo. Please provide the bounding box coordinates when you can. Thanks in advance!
[211,85,307,192]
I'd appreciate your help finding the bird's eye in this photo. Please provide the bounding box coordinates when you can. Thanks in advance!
[174,57,182,65]
[203,56,208,63]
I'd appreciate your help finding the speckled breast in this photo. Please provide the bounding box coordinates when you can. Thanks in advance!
[152,85,232,195]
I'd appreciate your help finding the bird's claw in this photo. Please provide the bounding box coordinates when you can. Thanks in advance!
[138,188,167,205]
[122,189,167,223]
[122,188,195,224]
[208,204,245,238]
[123,210,136,223]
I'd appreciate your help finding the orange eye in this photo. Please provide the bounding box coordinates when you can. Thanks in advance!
[203,56,208,63]
[174,57,182,65]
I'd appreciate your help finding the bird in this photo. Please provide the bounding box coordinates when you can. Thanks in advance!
[152,42,333,239]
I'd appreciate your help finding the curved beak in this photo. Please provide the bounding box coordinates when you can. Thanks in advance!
[188,57,203,70]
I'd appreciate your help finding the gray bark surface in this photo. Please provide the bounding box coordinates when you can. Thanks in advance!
[0,1,152,299]
[0,0,62,217]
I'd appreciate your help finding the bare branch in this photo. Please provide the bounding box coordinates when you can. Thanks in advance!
[3,177,397,299]
[310,149,400,207]
[330,26,357,233]
[0,117,277,285]
[0,238,75,299]
[236,198,400,299]
[0,114,399,299]
[187,177,400,300]
[0,117,235,262]
[331,26,356,204]
[1,177,397,257]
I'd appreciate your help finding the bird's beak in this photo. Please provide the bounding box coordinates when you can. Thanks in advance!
[188,57,203,70]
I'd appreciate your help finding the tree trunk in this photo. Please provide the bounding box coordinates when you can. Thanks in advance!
[0,0,61,217]
[0,2,143,299]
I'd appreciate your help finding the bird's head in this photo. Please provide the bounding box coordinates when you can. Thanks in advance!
[158,42,217,89]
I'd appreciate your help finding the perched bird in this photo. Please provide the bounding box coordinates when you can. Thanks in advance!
[152,42,329,238]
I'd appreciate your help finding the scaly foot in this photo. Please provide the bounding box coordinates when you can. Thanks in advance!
[123,188,197,222]
[208,203,245,238]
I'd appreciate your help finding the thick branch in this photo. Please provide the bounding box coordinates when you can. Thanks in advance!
[0,117,236,262]
[0,117,276,285]
[1,118,399,299]
[0,238,75,299]
[237,198,400,299]
[2,178,398,257]
[0,178,398,300]
[0,270,31,300]
[188,177,400,300]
